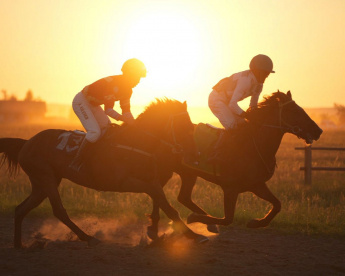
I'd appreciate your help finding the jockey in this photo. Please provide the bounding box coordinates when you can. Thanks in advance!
[70,58,147,171]
[209,54,274,130]
[207,54,274,162]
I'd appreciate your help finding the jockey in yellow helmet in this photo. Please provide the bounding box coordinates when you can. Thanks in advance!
[70,58,147,171]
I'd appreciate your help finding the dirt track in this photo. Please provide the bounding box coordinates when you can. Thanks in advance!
[0,217,344,276]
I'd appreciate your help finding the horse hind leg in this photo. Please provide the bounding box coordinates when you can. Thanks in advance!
[14,180,47,248]
[147,200,160,240]
[42,179,100,247]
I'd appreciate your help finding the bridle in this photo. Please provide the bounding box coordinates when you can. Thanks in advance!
[262,100,303,136]
[251,99,301,174]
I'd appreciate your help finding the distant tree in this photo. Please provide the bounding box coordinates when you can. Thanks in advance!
[320,113,330,121]
[1,89,7,100]
[9,94,17,101]
[334,103,345,125]
[24,90,33,101]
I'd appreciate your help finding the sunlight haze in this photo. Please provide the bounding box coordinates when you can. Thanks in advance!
[1,0,345,123]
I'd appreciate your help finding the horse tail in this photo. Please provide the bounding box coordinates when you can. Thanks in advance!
[0,138,27,178]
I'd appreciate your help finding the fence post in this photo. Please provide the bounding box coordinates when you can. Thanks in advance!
[304,145,312,185]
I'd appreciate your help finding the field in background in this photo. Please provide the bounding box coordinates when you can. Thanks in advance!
[0,123,345,238]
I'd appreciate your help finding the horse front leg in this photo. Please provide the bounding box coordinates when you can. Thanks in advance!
[178,173,219,233]
[247,182,281,228]
[187,187,238,226]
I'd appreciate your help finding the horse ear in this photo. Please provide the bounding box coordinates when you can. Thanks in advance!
[183,101,187,108]
[287,90,292,99]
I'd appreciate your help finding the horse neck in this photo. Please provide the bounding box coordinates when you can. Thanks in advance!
[132,116,168,151]
[252,124,285,159]
[249,106,286,158]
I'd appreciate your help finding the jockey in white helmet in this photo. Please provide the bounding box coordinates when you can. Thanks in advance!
[208,54,274,130]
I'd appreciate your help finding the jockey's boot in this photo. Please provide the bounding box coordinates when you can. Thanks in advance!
[207,130,231,163]
[69,138,91,172]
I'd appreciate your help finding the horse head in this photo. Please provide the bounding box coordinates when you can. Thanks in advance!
[247,91,323,144]
[135,98,198,163]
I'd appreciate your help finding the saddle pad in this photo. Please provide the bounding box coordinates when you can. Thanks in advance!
[56,130,85,154]
[183,123,222,176]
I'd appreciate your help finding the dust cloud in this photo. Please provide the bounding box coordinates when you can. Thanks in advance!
[28,217,216,249]
[31,217,149,247]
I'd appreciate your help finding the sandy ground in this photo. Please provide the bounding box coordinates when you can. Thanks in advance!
[0,217,344,276]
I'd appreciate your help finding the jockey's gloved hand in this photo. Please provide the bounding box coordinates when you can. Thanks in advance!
[122,112,135,125]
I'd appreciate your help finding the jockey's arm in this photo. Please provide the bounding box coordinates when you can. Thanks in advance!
[249,85,263,108]
[120,98,135,124]
[228,78,249,116]
[249,93,260,110]
[104,101,122,121]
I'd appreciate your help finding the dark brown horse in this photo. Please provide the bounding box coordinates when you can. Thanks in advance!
[0,99,209,248]
[147,91,323,239]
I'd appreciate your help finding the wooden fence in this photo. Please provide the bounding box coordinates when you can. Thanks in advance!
[295,145,345,185]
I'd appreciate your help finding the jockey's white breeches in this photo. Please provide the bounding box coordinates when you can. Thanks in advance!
[208,89,241,130]
[72,92,110,143]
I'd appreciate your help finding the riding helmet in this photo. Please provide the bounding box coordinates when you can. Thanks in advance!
[121,58,147,78]
[249,54,275,73]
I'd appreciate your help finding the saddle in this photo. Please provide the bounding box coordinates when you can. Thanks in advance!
[55,124,121,155]
[56,130,86,155]
[55,124,152,161]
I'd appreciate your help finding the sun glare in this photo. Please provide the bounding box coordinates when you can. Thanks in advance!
[121,9,204,100]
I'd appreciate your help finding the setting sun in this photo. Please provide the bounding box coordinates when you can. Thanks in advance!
[120,6,205,101]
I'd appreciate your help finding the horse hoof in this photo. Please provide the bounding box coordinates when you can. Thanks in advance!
[195,235,209,244]
[207,224,219,233]
[87,237,101,247]
[147,227,159,241]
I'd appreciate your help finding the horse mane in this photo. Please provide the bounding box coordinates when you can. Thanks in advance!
[136,98,186,122]
[246,90,290,123]
[247,90,291,112]
[257,91,290,109]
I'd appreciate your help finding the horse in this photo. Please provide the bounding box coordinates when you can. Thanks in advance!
[0,98,209,248]
[147,91,323,239]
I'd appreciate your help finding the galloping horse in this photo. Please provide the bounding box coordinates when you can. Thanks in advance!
[0,99,208,248]
[147,91,323,239]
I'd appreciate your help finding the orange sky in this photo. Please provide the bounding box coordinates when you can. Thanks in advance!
[1,0,345,113]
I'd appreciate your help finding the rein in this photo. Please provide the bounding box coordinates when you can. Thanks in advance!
[250,135,276,175]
